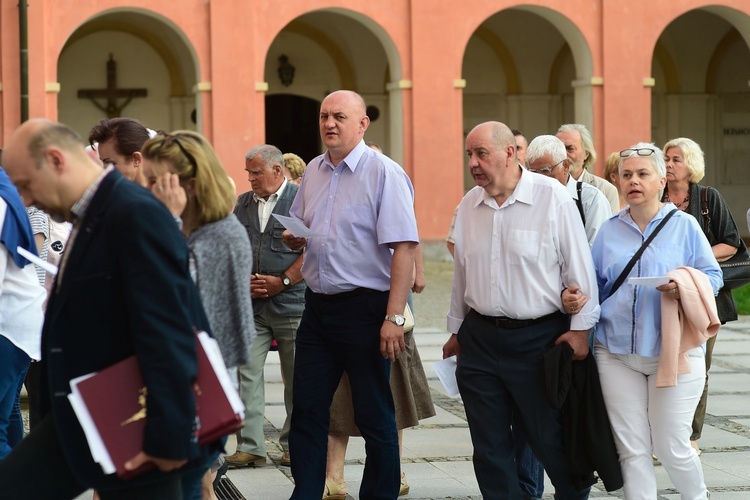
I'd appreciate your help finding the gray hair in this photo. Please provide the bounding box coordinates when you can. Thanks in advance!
[526,135,567,165]
[620,142,666,178]
[557,123,597,170]
[245,144,283,169]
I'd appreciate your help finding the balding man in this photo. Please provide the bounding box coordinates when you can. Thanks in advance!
[0,120,218,499]
[557,124,619,214]
[443,122,599,499]
[283,90,418,499]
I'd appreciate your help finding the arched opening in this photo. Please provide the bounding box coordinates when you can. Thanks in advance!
[263,9,404,163]
[57,8,200,138]
[265,94,321,163]
[651,7,750,232]
[461,7,594,191]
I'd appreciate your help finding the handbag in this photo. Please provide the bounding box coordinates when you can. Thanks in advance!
[603,209,678,302]
[403,303,415,332]
[700,187,750,290]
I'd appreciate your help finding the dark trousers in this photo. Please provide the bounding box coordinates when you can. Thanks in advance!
[290,289,399,499]
[456,310,589,500]
[514,424,545,499]
[692,333,717,440]
[0,414,208,499]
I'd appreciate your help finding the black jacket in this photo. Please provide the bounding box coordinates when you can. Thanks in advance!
[42,170,217,490]
[543,343,623,492]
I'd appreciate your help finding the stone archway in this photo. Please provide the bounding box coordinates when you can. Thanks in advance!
[263,9,404,163]
[460,6,595,191]
[57,8,200,138]
[651,6,750,233]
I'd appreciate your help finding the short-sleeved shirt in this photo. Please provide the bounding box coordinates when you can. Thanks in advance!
[291,140,418,294]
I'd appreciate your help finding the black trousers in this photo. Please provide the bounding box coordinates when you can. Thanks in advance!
[289,288,399,499]
[456,309,590,500]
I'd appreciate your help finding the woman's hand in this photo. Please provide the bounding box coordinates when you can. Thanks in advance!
[657,281,680,300]
[151,173,186,217]
[562,285,588,314]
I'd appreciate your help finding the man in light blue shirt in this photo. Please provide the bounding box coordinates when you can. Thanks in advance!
[284,90,418,499]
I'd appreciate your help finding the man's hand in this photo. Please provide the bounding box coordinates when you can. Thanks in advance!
[151,173,186,218]
[124,451,187,473]
[412,269,426,293]
[561,285,588,315]
[380,321,405,362]
[250,273,285,299]
[555,329,590,361]
[282,230,307,251]
[442,333,460,359]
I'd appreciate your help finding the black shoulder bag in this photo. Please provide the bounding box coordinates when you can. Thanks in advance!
[700,187,750,290]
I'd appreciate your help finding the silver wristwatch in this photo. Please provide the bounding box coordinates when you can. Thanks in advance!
[281,274,291,287]
[385,314,406,327]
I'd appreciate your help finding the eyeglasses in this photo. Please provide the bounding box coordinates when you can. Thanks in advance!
[160,133,198,172]
[620,148,656,158]
[526,159,565,175]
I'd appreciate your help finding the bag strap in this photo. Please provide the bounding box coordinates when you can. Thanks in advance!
[575,181,586,226]
[699,186,717,245]
[604,208,678,301]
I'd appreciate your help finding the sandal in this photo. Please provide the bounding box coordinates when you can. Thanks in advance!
[323,479,347,500]
[399,472,410,496]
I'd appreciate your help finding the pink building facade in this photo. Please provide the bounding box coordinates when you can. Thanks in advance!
[1,0,748,241]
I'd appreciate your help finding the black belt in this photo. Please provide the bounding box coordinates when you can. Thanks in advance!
[474,309,564,330]
[316,287,379,300]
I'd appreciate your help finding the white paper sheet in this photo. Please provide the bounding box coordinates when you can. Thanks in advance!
[628,276,670,286]
[271,214,326,238]
[17,246,58,275]
[433,355,460,398]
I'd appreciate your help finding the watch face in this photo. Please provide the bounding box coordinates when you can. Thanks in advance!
[395,316,405,326]
[283,277,291,286]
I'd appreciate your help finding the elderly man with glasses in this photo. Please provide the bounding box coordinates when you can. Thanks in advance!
[527,135,611,246]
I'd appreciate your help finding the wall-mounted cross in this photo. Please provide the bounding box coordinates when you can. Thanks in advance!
[77,54,148,118]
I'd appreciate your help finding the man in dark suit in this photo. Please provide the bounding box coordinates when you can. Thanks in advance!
[0,119,219,499]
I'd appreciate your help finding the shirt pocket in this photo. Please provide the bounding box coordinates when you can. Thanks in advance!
[505,229,541,266]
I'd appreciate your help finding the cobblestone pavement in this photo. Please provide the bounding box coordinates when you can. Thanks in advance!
[66,259,750,499]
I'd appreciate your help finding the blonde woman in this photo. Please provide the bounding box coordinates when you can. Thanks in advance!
[142,131,256,499]
[283,153,306,185]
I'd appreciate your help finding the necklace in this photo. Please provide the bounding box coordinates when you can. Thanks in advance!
[663,191,689,210]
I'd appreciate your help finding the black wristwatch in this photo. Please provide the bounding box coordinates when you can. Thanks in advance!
[281,273,291,287]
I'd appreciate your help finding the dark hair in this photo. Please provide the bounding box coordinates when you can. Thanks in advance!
[88,118,149,157]
[511,129,524,137]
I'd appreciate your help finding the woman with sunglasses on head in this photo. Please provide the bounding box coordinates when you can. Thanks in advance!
[141,131,256,500]
[662,137,743,455]
[590,143,722,499]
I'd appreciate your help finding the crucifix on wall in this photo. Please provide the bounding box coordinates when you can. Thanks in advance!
[77,53,148,118]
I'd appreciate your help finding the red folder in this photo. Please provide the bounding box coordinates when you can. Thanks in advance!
[69,332,243,479]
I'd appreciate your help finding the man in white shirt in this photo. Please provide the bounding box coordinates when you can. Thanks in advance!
[442,121,600,499]
[557,123,619,214]
[526,135,611,246]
